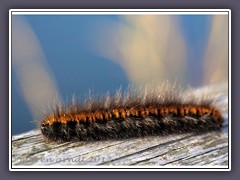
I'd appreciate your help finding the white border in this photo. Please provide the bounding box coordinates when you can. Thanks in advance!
[11,9,229,15]
[228,9,232,171]
[9,9,231,171]
[9,9,13,172]
[9,165,229,172]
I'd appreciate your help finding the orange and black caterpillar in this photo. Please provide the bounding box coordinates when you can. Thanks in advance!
[40,85,223,142]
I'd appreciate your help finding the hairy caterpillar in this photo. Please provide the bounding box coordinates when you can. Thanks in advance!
[40,84,224,142]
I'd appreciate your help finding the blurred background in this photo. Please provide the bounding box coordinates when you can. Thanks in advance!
[11,13,229,135]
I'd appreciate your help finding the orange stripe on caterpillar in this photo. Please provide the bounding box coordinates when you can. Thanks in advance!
[40,104,223,142]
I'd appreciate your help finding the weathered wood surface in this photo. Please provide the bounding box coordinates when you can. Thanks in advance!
[11,83,229,168]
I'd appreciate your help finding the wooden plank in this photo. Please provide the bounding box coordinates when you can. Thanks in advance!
[11,83,229,168]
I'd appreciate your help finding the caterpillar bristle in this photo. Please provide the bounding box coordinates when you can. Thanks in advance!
[39,84,224,142]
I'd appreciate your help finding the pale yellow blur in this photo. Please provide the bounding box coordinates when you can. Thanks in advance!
[95,15,187,87]
[203,15,228,84]
[12,16,61,117]
[119,15,187,86]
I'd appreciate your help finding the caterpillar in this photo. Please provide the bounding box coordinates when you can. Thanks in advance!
[39,84,224,142]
